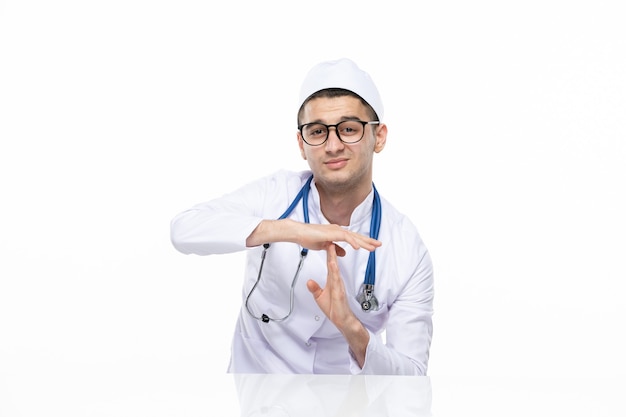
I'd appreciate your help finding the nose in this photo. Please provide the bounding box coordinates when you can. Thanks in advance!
[325,127,344,151]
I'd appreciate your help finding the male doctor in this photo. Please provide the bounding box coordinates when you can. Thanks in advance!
[170,58,434,375]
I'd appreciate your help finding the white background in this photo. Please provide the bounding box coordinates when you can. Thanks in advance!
[1,0,625,414]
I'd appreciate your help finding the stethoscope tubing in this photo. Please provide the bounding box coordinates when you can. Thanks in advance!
[245,174,381,322]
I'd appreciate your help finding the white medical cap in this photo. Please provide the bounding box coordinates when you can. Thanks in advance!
[298,58,384,120]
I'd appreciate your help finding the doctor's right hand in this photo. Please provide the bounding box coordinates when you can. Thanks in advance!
[246,219,382,254]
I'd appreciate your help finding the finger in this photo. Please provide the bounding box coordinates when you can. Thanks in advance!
[361,233,382,246]
[333,243,346,257]
[343,234,361,250]
[325,243,341,280]
[306,279,322,297]
[326,241,338,263]
[345,232,382,252]
[325,243,348,299]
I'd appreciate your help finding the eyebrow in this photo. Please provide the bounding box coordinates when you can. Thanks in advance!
[303,116,363,125]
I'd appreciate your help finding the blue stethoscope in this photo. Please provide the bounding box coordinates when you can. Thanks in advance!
[245,175,382,323]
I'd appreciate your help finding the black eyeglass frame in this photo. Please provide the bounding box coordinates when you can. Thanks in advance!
[298,120,380,146]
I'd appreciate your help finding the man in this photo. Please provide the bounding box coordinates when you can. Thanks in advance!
[170,58,434,375]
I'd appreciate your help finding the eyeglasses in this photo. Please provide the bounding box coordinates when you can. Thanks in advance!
[298,120,380,146]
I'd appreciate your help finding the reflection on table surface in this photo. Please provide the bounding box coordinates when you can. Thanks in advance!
[233,374,626,417]
[4,366,626,416]
[234,373,432,417]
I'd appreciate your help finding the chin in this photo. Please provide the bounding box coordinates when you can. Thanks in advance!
[319,171,356,189]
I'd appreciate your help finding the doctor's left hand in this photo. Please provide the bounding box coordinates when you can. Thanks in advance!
[306,242,370,367]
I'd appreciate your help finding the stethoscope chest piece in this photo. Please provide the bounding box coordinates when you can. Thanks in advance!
[356,283,379,312]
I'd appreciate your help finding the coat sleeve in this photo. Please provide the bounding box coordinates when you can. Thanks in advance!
[350,226,435,375]
[169,173,284,256]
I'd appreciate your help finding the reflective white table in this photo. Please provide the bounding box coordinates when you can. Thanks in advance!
[3,370,625,416]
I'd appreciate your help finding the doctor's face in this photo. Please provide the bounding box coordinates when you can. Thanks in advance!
[297,95,386,194]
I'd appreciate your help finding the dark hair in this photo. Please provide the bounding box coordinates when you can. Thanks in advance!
[297,88,379,126]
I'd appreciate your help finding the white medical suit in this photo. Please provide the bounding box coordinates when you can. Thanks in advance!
[170,170,434,375]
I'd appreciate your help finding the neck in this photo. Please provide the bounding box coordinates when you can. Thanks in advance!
[315,181,372,226]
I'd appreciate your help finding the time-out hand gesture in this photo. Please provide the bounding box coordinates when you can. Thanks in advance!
[306,242,370,368]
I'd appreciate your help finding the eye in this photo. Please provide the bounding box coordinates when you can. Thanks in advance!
[338,121,362,136]
[305,124,327,138]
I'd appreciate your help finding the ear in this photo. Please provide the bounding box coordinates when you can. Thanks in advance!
[297,132,307,160]
[374,123,387,153]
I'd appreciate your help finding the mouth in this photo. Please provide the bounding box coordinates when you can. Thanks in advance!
[324,158,349,170]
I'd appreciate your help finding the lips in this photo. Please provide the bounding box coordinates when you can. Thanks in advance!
[324,158,348,169]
